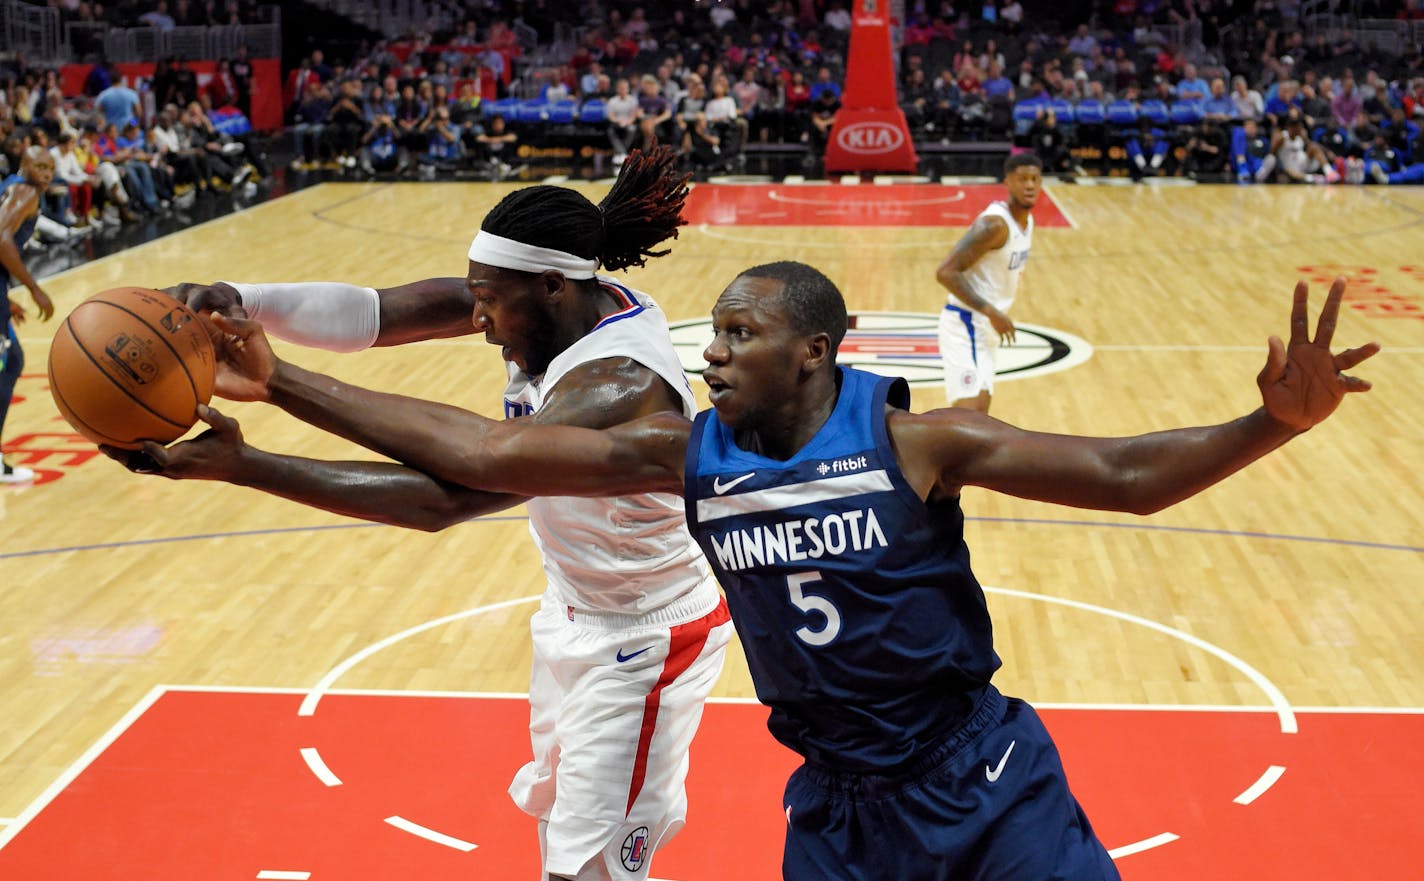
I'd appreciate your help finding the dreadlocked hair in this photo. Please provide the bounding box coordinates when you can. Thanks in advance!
[595,144,691,272]
[478,145,690,276]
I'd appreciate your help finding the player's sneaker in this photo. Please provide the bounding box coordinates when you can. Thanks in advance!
[0,462,36,485]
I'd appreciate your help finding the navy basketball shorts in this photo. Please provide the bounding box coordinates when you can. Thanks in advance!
[781,686,1120,881]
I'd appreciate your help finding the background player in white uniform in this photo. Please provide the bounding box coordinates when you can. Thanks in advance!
[142,147,733,881]
[935,152,1041,412]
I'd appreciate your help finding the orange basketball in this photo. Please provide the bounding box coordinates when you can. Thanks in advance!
[47,287,216,450]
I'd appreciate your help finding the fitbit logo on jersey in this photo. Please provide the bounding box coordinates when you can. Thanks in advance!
[835,122,905,155]
[708,508,889,572]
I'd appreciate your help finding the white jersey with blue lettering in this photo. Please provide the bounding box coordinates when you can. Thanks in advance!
[956,201,1032,319]
[502,277,718,618]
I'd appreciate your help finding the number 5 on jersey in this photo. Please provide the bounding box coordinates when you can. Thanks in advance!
[787,572,841,646]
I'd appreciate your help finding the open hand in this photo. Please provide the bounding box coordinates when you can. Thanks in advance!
[101,405,248,480]
[1258,277,1379,432]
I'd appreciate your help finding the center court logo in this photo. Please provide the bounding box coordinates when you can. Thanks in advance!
[669,312,1094,385]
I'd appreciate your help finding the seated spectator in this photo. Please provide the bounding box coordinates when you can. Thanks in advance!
[806,85,840,151]
[1298,84,1331,129]
[1185,118,1229,177]
[808,67,841,103]
[1125,117,1173,180]
[358,114,406,176]
[1233,118,1273,184]
[93,122,160,213]
[1176,64,1210,103]
[1332,74,1365,131]
[704,75,743,158]
[116,121,174,206]
[473,114,518,179]
[417,105,462,178]
[325,80,366,169]
[606,77,641,166]
[50,133,97,227]
[1029,109,1072,174]
[636,74,674,151]
[682,112,722,171]
[1202,78,1236,122]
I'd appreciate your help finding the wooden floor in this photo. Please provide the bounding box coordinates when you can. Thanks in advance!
[1,179,1421,828]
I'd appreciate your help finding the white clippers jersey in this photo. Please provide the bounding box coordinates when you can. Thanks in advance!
[956,201,1032,318]
[503,277,716,616]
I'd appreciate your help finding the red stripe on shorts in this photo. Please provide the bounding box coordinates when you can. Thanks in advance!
[625,598,731,816]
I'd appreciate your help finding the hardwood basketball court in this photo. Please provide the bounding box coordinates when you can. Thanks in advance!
[1,179,1420,879]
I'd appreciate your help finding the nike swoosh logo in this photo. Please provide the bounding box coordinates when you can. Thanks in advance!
[616,646,653,663]
[712,472,756,494]
[985,740,1015,783]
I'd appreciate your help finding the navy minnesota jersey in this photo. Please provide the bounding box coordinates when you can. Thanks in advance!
[684,367,1000,773]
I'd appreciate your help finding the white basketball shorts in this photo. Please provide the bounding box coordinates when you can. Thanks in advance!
[938,303,998,400]
[509,590,733,880]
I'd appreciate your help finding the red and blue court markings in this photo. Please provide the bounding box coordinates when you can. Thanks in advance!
[682,184,1071,228]
[0,689,1415,880]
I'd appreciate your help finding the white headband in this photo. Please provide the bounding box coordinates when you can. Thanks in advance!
[467,230,599,279]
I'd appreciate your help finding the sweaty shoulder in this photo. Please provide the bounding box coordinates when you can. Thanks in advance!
[885,406,993,501]
[537,356,684,430]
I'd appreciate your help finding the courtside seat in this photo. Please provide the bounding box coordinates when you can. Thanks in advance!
[1049,98,1076,125]
[1106,99,1139,128]
[1139,99,1171,127]
[545,100,578,124]
[578,99,607,125]
[484,97,520,119]
[1013,99,1045,136]
[515,100,550,124]
[1075,99,1106,125]
[1170,101,1205,126]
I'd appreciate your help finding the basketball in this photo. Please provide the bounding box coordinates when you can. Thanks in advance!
[47,287,216,450]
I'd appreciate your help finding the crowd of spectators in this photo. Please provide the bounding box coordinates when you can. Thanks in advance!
[8,0,1424,193]
[262,0,1424,184]
[0,48,270,255]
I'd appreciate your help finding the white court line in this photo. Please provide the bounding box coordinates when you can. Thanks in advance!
[256,872,311,880]
[384,816,478,852]
[1234,765,1287,805]
[0,684,167,850]
[300,747,343,787]
[0,818,13,827]
[1043,185,1079,229]
[1108,832,1179,859]
[298,594,541,716]
[983,586,1298,735]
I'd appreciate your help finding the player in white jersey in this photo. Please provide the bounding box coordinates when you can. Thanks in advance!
[934,152,1041,412]
[134,148,733,881]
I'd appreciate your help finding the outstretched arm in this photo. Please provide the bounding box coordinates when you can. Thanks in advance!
[167,276,475,349]
[893,278,1379,514]
[107,405,525,531]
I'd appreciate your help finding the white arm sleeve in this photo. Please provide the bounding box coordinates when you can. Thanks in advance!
[220,281,382,353]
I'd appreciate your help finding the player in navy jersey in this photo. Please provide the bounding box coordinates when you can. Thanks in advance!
[126,261,1377,879]
[0,146,56,485]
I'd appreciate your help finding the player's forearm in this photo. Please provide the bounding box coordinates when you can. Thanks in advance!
[0,238,39,292]
[1101,408,1299,514]
[936,267,995,314]
[218,447,524,531]
[267,360,510,490]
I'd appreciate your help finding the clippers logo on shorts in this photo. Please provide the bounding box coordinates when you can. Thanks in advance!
[670,312,1094,385]
[103,332,159,386]
[620,826,650,872]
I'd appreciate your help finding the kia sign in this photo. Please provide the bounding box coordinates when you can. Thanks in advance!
[835,121,906,154]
